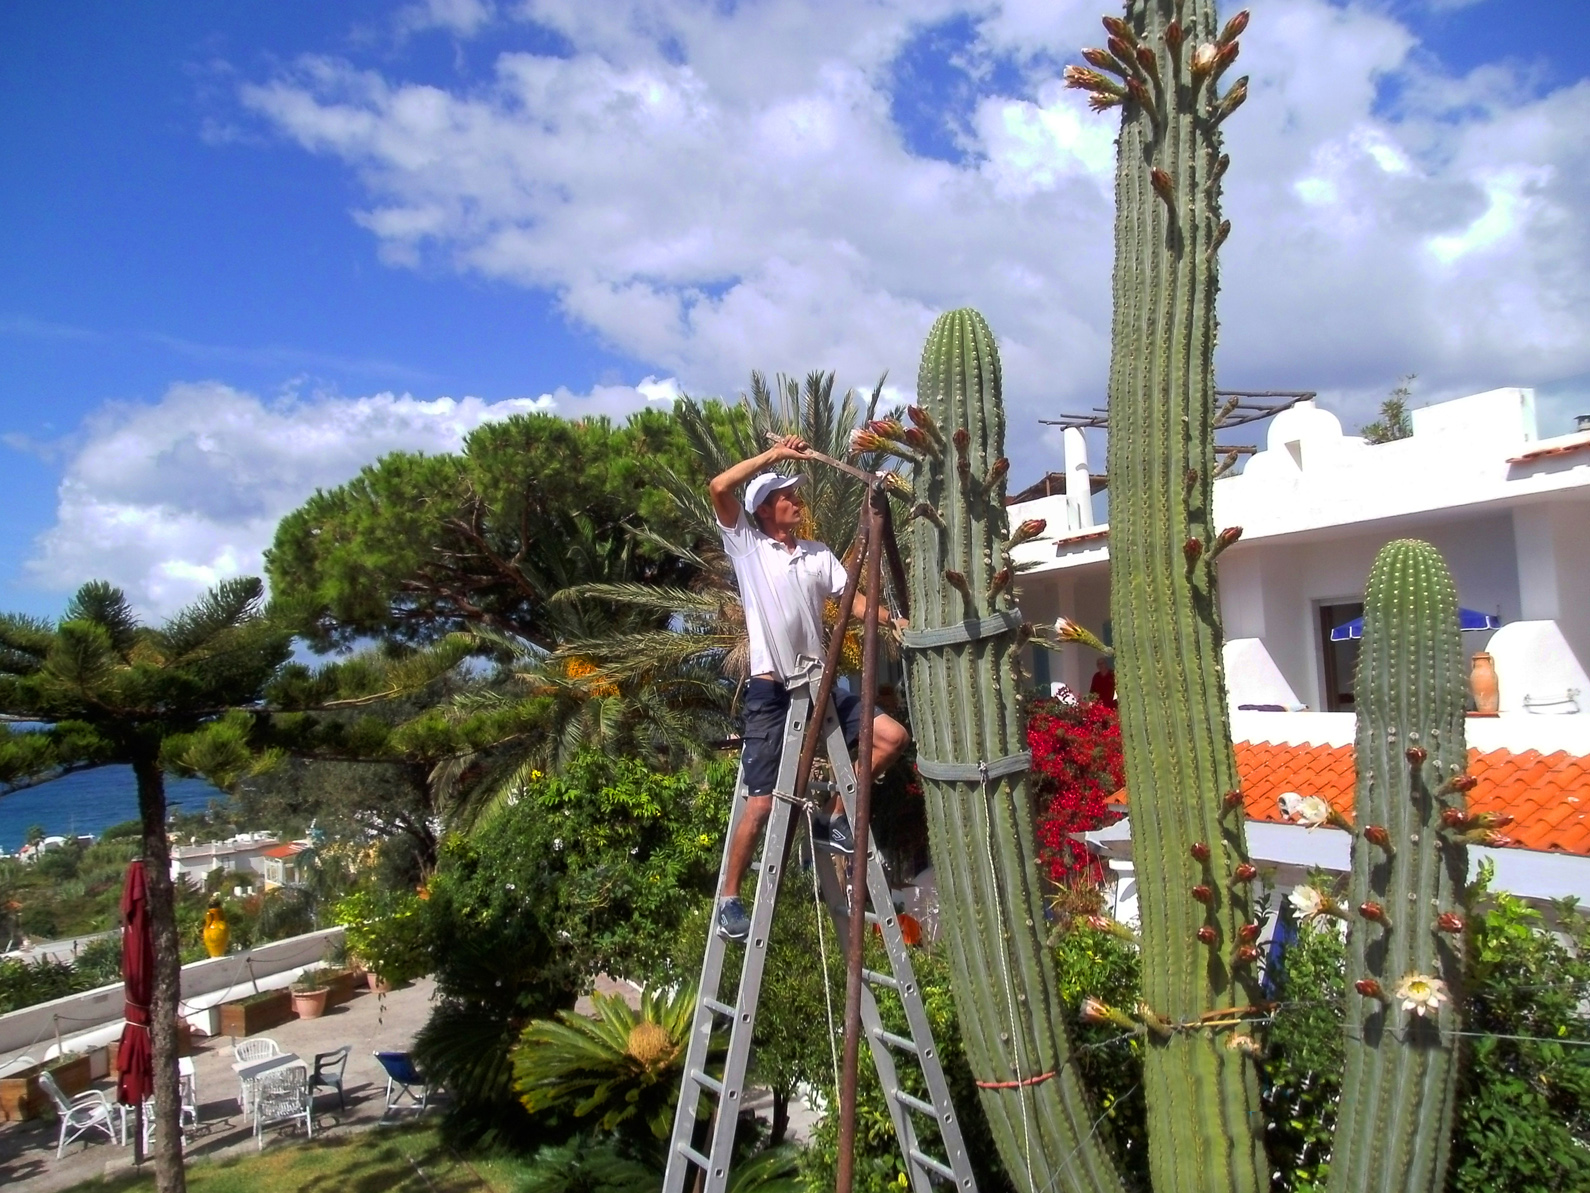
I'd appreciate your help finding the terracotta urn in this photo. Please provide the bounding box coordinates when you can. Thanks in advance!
[201,899,230,957]
[292,987,330,1020]
[1470,651,1499,716]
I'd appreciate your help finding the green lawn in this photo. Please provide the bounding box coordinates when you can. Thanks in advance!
[75,1124,532,1193]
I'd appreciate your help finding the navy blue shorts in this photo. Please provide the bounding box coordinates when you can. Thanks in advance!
[740,677,863,796]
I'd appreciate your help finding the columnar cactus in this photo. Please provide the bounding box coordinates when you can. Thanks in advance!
[903,308,1126,1193]
[1071,2,1267,1190]
[1328,539,1470,1192]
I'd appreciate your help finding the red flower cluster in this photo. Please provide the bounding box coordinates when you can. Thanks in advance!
[1027,697,1124,885]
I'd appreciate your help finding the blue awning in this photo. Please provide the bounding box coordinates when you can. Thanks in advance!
[1329,608,1501,642]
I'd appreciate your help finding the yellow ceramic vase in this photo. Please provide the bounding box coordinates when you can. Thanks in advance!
[202,903,230,957]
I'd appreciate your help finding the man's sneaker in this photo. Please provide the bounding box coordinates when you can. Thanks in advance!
[824,813,855,856]
[717,896,751,942]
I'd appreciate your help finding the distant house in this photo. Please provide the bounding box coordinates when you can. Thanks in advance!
[1005,387,1590,916]
[168,832,280,888]
[261,842,313,890]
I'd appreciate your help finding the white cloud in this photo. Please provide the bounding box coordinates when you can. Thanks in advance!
[396,0,495,38]
[26,378,678,615]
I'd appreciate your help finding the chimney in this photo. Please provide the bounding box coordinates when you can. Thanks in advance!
[1577,413,1590,433]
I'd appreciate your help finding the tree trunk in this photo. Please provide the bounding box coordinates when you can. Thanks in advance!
[135,752,186,1193]
[770,1086,790,1146]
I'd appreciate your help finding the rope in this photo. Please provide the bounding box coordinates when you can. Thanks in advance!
[976,1070,1056,1090]
[978,765,1038,1193]
[805,805,843,1108]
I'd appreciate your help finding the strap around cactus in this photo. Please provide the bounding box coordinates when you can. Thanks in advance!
[899,609,1022,650]
[914,751,1031,783]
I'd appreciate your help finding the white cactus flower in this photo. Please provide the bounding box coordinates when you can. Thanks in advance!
[1289,885,1325,920]
[1394,973,1449,1017]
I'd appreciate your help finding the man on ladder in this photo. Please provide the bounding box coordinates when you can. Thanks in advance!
[708,434,909,942]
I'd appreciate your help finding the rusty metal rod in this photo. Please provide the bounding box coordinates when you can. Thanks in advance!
[835,485,886,1193]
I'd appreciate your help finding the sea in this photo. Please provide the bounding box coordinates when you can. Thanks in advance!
[0,768,219,854]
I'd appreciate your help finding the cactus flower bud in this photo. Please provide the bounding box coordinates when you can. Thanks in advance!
[1226,1032,1262,1056]
[901,427,938,457]
[1190,841,1210,863]
[1444,773,1478,794]
[1234,863,1257,883]
[1406,745,1428,764]
[1219,10,1251,45]
[1437,912,1465,934]
[1238,922,1261,943]
[1164,20,1183,53]
[1216,526,1243,549]
[1355,978,1389,1002]
[1190,42,1218,78]
[1463,829,1514,848]
[1107,36,1135,66]
[944,570,974,604]
[1197,926,1217,944]
[1223,788,1244,811]
[866,417,906,440]
[880,472,913,501]
[1211,40,1240,83]
[953,427,970,455]
[986,568,1012,603]
[1440,807,1468,829]
[1152,168,1176,208]
[1127,77,1157,121]
[1183,536,1203,564]
[1233,945,1260,965]
[906,404,943,442]
[1088,92,1124,112]
[911,502,947,530]
[1082,46,1128,75]
[1359,901,1390,926]
[1081,996,1139,1031]
[849,429,886,455]
[1135,45,1160,84]
[1363,823,1392,849]
[1213,76,1249,123]
[1191,884,1213,904]
[1101,16,1136,46]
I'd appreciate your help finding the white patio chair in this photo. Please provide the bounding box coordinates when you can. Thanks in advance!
[36,1069,118,1158]
[135,1057,199,1150]
[233,1036,282,1116]
[253,1064,312,1150]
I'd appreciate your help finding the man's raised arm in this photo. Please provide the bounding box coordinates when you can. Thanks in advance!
[708,434,811,529]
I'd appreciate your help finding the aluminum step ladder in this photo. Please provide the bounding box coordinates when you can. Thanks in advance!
[663,671,977,1193]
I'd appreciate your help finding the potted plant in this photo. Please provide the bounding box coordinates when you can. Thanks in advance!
[291,970,330,1019]
[319,938,359,1007]
[332,890,430,993]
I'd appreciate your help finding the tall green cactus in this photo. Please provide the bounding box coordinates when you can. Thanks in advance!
[1328,539,1470,1192]
[1068,2,1268,1190]
[902,308,1126,1193]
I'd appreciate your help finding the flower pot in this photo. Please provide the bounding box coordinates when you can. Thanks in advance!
[293,988,330,1020]
[1470,651,1500,716]
[366,972,392,994]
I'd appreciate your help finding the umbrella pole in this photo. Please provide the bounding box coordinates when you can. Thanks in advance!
[134,1102,144,1164]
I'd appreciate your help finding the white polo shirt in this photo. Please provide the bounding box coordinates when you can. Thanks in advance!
[720,511,847,681]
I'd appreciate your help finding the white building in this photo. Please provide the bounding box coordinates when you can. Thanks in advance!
[1007,387,1590,912]
[168,831,280,888]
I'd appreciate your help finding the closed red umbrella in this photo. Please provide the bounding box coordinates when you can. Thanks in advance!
[115,860,154,1118]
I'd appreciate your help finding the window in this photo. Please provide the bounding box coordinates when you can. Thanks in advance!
[1318,602,1363,712]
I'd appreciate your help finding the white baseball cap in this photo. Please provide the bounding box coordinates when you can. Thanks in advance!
[744,472,805,515]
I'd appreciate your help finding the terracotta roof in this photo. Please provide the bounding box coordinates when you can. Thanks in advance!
[261,843,307,859]
[1508,433,1590,464]
[1111,742,1590,856]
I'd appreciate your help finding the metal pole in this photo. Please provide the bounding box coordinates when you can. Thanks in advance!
[835,484,886,1193]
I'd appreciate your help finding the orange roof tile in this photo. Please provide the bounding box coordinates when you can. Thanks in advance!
[261,843,307,858]
[1111,743,1590,856]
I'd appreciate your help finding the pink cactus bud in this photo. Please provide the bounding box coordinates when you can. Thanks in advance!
[1101,16,1135,46]
[1191,884,1212,904]
[1134,45,1160,83]
[1216,526,1243,549]
[1233,945,1260,965]
[1164,20,1183,53]
[1406,745,1428,764]
[1234,863,1257,883]
[1359,901,1389,925]
[1355,978,1388,1001]
[1437,912,1466,934]
[1183,536,1203,564]
[1212,40,1240,80]
[1151,167,1176,207]
[1082,47,1125,74]
[1107,36,1134,64]
[1088,92,1123,112]
[1190,841,1210,863]
[1197,926,1217,944]
[1238,923,1261,943]
[1449,774,1478,793]
[1364,824,1392,848]
[1219,10,1250,45]
[1190,42,1218,78]
[1440,807,1469,829]
[1223,789,1244,811]
[953,427,970,454]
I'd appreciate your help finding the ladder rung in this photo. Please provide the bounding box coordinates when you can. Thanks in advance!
[863,911,881,925]
[691,1069,724,1096]
[702,997,735,1018]
[861,967,898,991]
[677,1143,711,1171]
[874,1029,919,1055]
[908,1148,957,1183]
[893,1089,937,1118]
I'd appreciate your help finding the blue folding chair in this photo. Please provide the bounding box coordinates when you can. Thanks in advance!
[373,1051,431,1120]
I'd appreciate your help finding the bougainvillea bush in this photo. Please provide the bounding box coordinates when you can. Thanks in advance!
[1026,696,1124,885]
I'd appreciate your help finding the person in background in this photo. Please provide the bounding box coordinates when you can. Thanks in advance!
[1089,656,1117,709]
[709,434,909,942]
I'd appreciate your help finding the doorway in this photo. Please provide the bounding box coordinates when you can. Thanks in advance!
[1318,602,1364,712]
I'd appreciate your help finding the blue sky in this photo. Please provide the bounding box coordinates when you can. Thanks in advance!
[3,0,1588,618]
